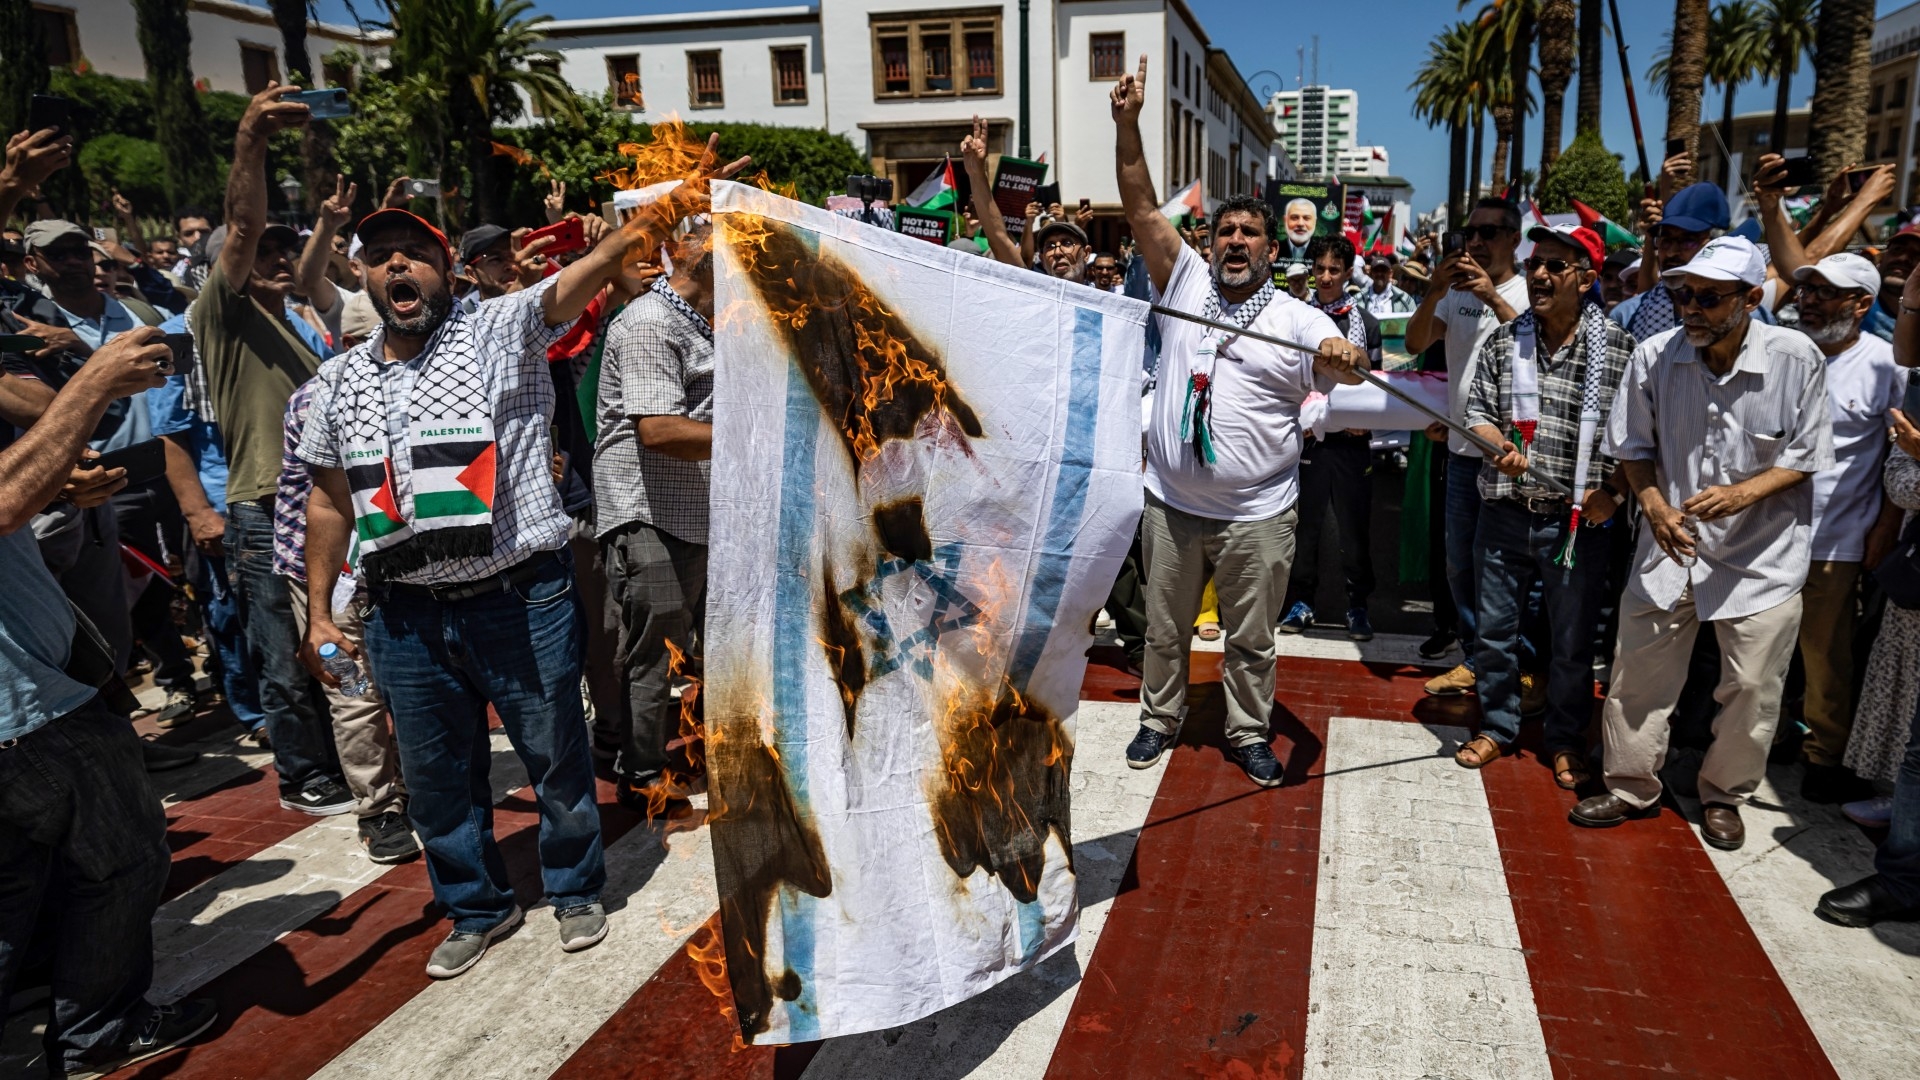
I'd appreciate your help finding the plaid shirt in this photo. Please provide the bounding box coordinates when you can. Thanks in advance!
[1465,315,1637,503]
[274,379,319,581]
[298,280,575,586]
[591,280,714,543]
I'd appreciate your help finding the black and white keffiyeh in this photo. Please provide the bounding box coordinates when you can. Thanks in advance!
[1180,277,1278,465]
[1510,299,1613,567]
[1309,291,1370,355]
[331,318,500,585]
[1626,280,1678,341]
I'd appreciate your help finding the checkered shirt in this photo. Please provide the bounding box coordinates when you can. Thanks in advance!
[591,281,714,543]
[1465,315,1638,503]
[297,279,576,586]
[274,379,319,581]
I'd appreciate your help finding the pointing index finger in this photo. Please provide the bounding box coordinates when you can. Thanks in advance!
[1136,53,1148,86]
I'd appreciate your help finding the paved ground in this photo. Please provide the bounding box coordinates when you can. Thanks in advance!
[4,629,1914,1079]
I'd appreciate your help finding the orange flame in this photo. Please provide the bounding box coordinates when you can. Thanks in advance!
[686,917,747,1053]
[625,637,710,824]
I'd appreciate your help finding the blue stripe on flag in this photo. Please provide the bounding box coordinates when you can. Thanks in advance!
[1008,306,1104,692]
[772,349,822,1040]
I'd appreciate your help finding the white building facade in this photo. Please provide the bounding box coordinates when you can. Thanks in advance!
[540,0,1280,245]
[34,0,383,95]
[1268,83,1385,181]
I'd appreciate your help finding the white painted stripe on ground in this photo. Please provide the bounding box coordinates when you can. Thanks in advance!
[1684,763,1920,1080]
[798,699,1167,1079]
[1302,718,1552,1080]
[148,733,526,1005]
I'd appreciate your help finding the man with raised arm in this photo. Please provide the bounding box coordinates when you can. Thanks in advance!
[1109,55,1366,788]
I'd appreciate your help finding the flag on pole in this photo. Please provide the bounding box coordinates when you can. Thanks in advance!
[1569,199,1638,248]
[906,156,960,211]
[1159,178,1204,224]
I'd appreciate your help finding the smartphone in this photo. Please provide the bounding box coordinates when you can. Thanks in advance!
[0,334,45,354]
[1847,167,1876,193]
[28,94,71,136]
[1034,182,1062,209]
[1079,197,1091,212]
[91,438,166,488]
[163,332,195,377]
[404,178,441,199]
[1665,137,1687,159]
[1780,155,1817,188]
[92,226,119,245]
[1442,231,1466,259]
[292,87,351,120]
[522,217,586,258]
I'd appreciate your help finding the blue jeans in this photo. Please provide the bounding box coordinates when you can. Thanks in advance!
[1471,500,1610,752]
[225,500,344,796]
[361,554,606,932]
[1444,452,1485,669]
[0,697,170,1072]
[194,549,265,729]
[1876,690,1920,906]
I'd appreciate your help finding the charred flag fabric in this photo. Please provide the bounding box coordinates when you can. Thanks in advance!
[705,182,1146,1044]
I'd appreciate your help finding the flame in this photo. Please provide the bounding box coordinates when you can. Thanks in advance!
[489,140,548,177]
[686,917,748,1053]
[597,115,711,192]
[626,637,710,823]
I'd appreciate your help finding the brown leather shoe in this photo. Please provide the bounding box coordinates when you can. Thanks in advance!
[1701,803,1745,850]
[1424,663,1475,697]
[1568,793,1660,828]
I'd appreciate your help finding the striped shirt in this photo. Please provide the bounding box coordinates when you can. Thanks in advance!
[1604,322,1836,620]
[1467,315,1637,504]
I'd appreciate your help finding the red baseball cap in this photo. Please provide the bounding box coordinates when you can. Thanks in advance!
[1526,223,1606,270]
[353,208,453,265]
[1890,223,1920,247]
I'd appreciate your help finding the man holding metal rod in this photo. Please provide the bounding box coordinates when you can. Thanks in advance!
[1109,54,1367,788]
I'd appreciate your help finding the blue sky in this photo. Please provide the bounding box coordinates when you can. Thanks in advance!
[306,0,1920,210]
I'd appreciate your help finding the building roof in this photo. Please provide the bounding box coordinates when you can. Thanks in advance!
[542,5,818,36]
[191,0,387,43]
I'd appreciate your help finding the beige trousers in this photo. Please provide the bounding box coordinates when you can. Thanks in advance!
[1601,585,1802,809]
[288,583,406,819]
[1797,560,1862,767]
[1139,491,1297,748]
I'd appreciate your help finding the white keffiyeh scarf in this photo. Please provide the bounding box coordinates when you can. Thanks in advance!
[1180,277,1277,465]
[1509,299,1612,567]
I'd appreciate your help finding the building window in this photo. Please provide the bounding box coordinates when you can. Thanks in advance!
[870,11,1000,99]
[1090,32,1124,80]
[772,46,807,104]
[1899,78,1911,110]
[1873,83,1887,115]
[31,5,77,67]
[240,44,280,95]
[1868,129,1881,159]
[608,54,644,110]
[688,50,723,108]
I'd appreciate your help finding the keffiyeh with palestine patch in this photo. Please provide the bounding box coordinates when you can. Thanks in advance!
[330,321,499,585]
[1181,277,1277,465]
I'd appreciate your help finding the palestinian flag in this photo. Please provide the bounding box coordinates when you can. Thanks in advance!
[1570,199,1638,248]
[906,157,960,212]
[408,420,496,527]
[345,446,410,547]
[1160,179,1204,225]
[342,418,498,583]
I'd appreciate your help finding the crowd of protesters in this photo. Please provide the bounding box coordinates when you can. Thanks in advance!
[5,56,1920,1076]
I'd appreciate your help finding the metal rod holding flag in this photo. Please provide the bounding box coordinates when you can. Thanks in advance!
[1147,303,1576,500]
[1607,0,1652,186]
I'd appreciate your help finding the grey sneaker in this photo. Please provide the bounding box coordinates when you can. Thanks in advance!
[557,902,608,953]
[425,907,522,979]
[153,688,197,728]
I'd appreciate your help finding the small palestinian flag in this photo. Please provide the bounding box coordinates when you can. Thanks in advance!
[407,419,497,528]
[342,418,498,583]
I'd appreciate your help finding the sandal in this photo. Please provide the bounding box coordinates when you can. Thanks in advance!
[1551,750,1591,791]
[1197,621,1222,641]
[1454,734,1505,770]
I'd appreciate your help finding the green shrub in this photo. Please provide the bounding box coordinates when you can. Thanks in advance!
[1538,129,1633,227]
[77,133,168,209]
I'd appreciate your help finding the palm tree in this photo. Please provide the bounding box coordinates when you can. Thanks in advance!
[1663,0,1710,166]
[1536,0,1576,179]
[383,0,579,225]
[0,0,49,137]
[1465,0,1536,195]
[1756,0,1819,160]
[1654,3,1766,188]
[134,0,219,212]
[1413,21,1478,226]
[1575,0,1603,134]
[1806,0,1878,185]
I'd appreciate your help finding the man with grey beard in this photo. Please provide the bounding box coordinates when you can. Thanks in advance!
[1575,237,1833,852]
[1109,53,1367,787]
[1783,253,1907,804]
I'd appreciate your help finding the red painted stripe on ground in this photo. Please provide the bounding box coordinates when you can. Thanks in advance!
[129,778,643,1080]
[162,766,315,903]
[1479,738,1841,1079]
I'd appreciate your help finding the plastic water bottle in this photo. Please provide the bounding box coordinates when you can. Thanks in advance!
[318,643,370,698]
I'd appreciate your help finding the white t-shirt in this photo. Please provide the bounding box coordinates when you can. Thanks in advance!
[1811,333,1905,561]
[1438,273,1530,455]
[1144,245,1340,521]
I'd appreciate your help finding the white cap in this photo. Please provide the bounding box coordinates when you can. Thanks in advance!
[1619,258,1641,280]
[1661,236,1767,287]
[1285,261,1309,277]
[1792,252,1881,297]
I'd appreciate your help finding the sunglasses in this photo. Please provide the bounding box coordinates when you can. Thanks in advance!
[1524,256,1582,275]
[1669,284,1747,310]
[1795,281,1866,303]
[1463,224,1510,241]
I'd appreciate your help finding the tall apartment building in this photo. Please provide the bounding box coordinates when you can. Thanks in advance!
[1266,84,1386,180]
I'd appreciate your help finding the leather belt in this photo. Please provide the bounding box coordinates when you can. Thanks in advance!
[379,551,559,604]
[1520,494,1570,516]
